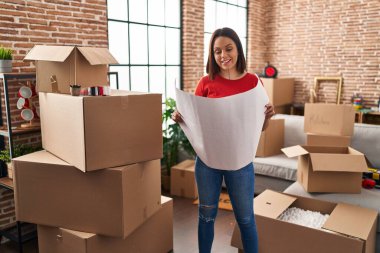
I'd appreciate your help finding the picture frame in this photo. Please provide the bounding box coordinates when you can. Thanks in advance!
[313,76,343,104]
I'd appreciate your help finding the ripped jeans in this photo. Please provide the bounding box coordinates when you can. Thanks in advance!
[195,157,258,253]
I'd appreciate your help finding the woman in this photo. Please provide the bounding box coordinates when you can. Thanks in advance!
[172,27,275,253]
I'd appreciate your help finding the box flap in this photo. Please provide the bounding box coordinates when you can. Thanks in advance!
[254,190,297,219]
[310,153,368,172]
[77,47,118,65]
[323,203,378,240]
[281,145,309,158]
[24,45,74,62]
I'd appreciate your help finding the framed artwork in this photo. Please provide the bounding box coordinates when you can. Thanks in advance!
[313,76,343,104]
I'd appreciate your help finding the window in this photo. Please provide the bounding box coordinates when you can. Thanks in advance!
[107,0,181,102]
[204,0,247,70]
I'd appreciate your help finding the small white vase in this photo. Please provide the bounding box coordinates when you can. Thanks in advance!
[0,59,12,73]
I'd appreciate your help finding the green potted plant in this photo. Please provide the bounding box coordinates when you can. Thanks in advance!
[0,46,13,73]
[0,144,42,179]
[161,98,195,191]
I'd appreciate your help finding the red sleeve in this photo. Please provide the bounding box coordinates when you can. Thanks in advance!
[195,76,206,97]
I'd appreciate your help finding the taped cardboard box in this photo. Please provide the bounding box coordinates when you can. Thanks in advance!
[261,78,294,106]
[282,145,368,193]
[306,133,351,147]
[231,190,378,253]
[38,196,173,253]
[170,160,197,199]
[24,45,118,94]
[13,151,161,238]
[256,119,284,157]
[304,103,355,136]
[39,90,162,172]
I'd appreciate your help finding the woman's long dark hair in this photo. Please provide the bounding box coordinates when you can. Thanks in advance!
[206,27,246,80]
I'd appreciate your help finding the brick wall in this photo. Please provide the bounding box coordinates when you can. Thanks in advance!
[0,0,108,240]
[264,0,380,106]
[182,0,205,93]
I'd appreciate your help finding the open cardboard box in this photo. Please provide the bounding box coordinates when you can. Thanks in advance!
[170,160,198,199]
[39,90,162,172]
[282,145,368,193]
[231,190,378,253]
[38,196,173,253]
[13,150,161,238]
[256,118,284,157]
[24,45,118,94]
[304,103,355,136]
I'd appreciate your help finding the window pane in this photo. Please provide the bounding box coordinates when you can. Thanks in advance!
[149,26,165,65]
[227,6,238,33]
[131,66,148,92]
[237,7,247,36]
[238,0,247,7]
[166,66,180,100]
[107,0,128,20]
[130,24,148,64]
[148,0,165,25]
[166,28,180,65]
[204,0,216,33]
[149,66,166,102]
[216,2,228,28]
[165,0,180,27]
[108,21,129,64]
[204,33,212,66]
[109,66,130,90]
[228,0,238,5]
[129,0,147,23]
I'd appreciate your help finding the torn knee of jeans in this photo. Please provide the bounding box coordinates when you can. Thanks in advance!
[199,204,217,223]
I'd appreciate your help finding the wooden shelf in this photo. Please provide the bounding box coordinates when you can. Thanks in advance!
[0,126,40,137]
[0,177,13,190]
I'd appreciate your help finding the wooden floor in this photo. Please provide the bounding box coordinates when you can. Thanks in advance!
[0,194,238,253]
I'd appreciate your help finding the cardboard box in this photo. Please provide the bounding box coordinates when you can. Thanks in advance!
[256,119,284,157]
[13,151,161,238]
[282,145,368,193]
[38,196,173,253]
[304,103,355,136]
[261,78,295,106]
[274,104,291,114]
[307,133,351,147]
[231,190,378,253]
[170,160,198,199]
[24,45,118,94]
[39,90,162,172]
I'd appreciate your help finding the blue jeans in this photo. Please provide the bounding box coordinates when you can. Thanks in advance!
[195,157,258,253]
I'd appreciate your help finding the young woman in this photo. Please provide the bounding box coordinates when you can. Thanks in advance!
[172,27,275,253]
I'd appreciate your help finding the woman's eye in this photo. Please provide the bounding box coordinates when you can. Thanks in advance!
[214,51,221,54]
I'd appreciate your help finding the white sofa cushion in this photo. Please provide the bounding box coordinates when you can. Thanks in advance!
[273,114,306,147]
[254,154,297,181]
[351,123,380,168]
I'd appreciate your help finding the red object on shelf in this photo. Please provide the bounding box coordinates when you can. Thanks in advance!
[362,178,376,189]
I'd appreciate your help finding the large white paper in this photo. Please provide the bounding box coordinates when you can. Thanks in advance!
[175,83,269,170]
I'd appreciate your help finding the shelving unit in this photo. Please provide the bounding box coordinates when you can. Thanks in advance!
[0,73,38,253]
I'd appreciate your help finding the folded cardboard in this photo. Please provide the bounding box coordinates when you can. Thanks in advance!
[231,190,378,253]
[282,145,368,193]
[306,133,351,147]
[13,151,161,238]
[170,160,197,199]
[304,103,355,136]
[38,196,173,253]
[39,90,162,172]
[261,78,294,106]
[24,45,118,94]
[256,119,284,157]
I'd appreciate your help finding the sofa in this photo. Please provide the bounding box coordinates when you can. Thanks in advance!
[254,113,380,252]
[253,113,380,192]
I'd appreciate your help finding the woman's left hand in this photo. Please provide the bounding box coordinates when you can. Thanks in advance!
[264,103,275,120]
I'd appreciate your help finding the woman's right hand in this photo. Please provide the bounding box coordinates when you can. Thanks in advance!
[171,110,183,123]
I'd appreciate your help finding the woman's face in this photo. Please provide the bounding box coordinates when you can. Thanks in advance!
[213,36,238,72]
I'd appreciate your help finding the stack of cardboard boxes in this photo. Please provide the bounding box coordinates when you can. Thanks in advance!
[231,103,378,253]
[13,45,173,253]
